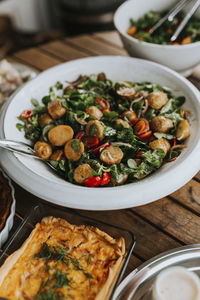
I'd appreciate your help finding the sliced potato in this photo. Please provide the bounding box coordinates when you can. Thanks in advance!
[38,113,53,126]
[86,120,104,140]
[86,106,103,120]
[115,118,130,129]
[149,138,170,155]
[64,139,84,161]
[48,125,74,146]
[151,116,173,133]
[176,119,190,141]
[100,146,123,165]
[147,91,168,110]
[116,86,136,99]
[48,99,66,120]
[73,164,93,184]
[34,141,52,160]
[50,149,64,161]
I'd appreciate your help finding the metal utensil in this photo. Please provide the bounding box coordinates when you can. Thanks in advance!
[150,0,191,34]
[171,0,200,41]
[0,139,63,176]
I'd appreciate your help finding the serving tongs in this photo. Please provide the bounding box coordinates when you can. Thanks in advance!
[150,0,200,42]
[0,139,62,175]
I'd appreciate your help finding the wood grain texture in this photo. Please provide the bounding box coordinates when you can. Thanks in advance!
[93,31,124,48]
[170,179,200,214]
[40,40,88,61]
[65,35,127,56]
[133,197,200,244]
[13,48,61,71]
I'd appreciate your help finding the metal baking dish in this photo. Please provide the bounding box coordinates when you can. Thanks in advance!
[0,203,136,299]
[114,244,200,300]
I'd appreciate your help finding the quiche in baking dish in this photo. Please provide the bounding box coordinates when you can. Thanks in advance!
[0,216,125,299]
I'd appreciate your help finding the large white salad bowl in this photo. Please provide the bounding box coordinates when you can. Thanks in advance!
[0,56,200,210]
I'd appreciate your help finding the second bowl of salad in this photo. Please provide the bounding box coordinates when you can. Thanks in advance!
[114,0,200,74]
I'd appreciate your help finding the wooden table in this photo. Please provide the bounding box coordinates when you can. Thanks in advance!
[1,31,200,279]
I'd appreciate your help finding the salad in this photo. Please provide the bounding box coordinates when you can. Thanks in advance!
[16,73,190,187]
[127,11,200,45]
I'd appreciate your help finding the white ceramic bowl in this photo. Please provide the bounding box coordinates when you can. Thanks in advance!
[0,169,16,248]
[0,56,200,210]
[114,0,200,75]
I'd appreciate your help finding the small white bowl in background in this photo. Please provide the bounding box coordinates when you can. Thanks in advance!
[114,0,200,75]
[0,169,16,248]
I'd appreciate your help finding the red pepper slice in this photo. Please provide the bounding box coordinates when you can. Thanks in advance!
[134,118,149,135]
[146,28,152,34]
[94,97,110,111]
[75,131,86,140]
[173,139,177,146]
[121,110,137,125]
[101,172,111,186]
[85,176,102,187]
[20,109,33,119]
[168,157,177,162]
[139,130,152,140]
[82,136,99,148]
[136,151,144,158]
[92,142,110,154]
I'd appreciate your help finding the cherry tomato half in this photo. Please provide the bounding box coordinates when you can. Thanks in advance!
[82,136,99,148]
[121,110,137,125]
[101,172,111,186]
[139,130,152,140]
[94,97,110,111]
[92,142,110,154]
[75,131,86,140]
[20,109,33,119]
[136,151,144,158]
[85,176,102,187]
[134,118,149,135]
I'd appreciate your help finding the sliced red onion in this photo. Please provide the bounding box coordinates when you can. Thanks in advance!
[73,113,87,125]
[141,99,149,116]
[130,96,143,112]
[111,142,132,148]
[171,144,187,151]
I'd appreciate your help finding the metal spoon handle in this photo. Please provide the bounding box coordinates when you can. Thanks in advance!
[0,139,37,158]
[150,0,190,34]
[171,0,200,41]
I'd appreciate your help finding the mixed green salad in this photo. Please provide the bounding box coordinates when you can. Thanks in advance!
[16,73,190,187]
[128,10,200,45]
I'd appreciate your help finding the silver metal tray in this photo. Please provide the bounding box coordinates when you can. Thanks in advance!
[113,244,200,300]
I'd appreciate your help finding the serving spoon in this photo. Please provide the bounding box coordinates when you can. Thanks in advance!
[0,139,64,176]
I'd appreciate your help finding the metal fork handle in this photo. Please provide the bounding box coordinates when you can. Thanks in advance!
[0,139,38,158]
[168,0,193,21]
[150,0,190,34]
[171,0,200,41]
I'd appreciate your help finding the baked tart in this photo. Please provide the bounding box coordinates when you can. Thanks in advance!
[0,216,126,299]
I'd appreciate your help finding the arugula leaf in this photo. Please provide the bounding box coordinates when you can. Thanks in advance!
[141,149,165,168]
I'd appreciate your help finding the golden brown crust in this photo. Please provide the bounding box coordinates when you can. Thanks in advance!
[0,216,126,300]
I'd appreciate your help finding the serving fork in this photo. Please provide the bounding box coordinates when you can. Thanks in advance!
[150,0,200,42]
[0,139,62,175]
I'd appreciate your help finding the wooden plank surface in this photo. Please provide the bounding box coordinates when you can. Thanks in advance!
[1,31,200,283]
